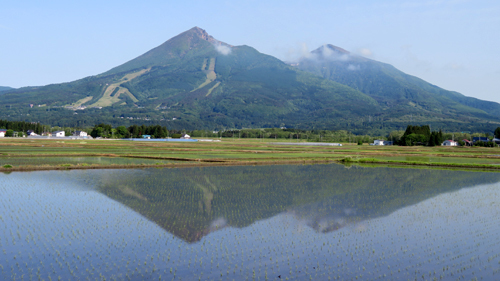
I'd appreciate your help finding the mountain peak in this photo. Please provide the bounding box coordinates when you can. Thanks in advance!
[322,44,350,54]
[304,44,372,63]
[311,44,351,57]
[104,27,233,75]
[185,26,217,43]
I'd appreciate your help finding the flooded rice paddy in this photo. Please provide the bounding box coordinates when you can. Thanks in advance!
[376,156,500,165]
[1,164,500,280]
[0,156,176,167]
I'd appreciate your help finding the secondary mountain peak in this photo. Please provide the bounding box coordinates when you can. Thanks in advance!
[307,44,370,63]
[313,44,350,55]
[297,43,500,120]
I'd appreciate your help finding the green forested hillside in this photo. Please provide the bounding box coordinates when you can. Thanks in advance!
[1,28,499,134]
[0,86,14,92]
[0,27,382,131]
[296,44,500,119]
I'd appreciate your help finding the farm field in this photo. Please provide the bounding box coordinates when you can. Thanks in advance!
[1,164,500,280]
[1,138,500,172]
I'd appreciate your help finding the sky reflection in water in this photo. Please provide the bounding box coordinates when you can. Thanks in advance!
[1,164,500,280]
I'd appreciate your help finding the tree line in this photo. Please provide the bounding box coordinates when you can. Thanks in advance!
[393,125,500,146]
[0,119,46,137]
[90,124,169,139]
[3,119,500,147]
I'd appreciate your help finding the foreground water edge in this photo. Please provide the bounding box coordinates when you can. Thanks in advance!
[1,164,499,280]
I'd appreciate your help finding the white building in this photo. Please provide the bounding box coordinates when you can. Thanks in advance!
[27,130,38,136]
[180,134,191,139]
[0,129,6,137]
[53,131,65,137]
[74,131,88,137]
[442,140,458,146]
[371,140,393,146]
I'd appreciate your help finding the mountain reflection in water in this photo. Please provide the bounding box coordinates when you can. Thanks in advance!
[94,164,500,242]
[2,164,500,280]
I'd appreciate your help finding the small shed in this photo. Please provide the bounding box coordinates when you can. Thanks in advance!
[180,134,191,139]
[442,140,458,146]
[0,129,6,138]
[142,135,151,139]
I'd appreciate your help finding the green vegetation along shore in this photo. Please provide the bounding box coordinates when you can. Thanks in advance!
[1,137,500,172]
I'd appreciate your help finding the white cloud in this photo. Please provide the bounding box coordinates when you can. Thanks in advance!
[358,48,373,57]
[400,44,433,72]
[320,45,350,61]
[443,62,464,70]
[209,217,227,230]
[299,42,312,58]
[284,42,313,61]
[321,45,334,57]
[347,64,360,71]
[214,44,232,55]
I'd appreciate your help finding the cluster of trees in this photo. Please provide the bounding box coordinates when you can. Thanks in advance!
[0,119,44,136]
[90,124,168,139]
[472,140,497,147]
[398,125,444,146]
[395,125,500,147]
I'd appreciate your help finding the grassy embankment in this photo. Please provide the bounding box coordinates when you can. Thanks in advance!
[0,138,499,172]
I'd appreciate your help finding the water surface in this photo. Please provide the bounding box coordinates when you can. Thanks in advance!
[0,156,176,166]
[1,164,500,280]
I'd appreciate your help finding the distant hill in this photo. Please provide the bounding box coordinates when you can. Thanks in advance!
[0,28,499,134]
[295,44,500,122]
[0,86,14,92]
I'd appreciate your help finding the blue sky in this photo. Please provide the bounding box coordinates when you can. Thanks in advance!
[1,0,499,103]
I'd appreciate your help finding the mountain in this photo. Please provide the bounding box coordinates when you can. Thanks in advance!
[295,44,500,126]
[0,28,499,134]
[0,86,14,92]
[0,27,380,130]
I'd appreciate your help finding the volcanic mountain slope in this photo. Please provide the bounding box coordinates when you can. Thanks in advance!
[0,27,380,129]
[296,44,500,121]
[1,28,499,133]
